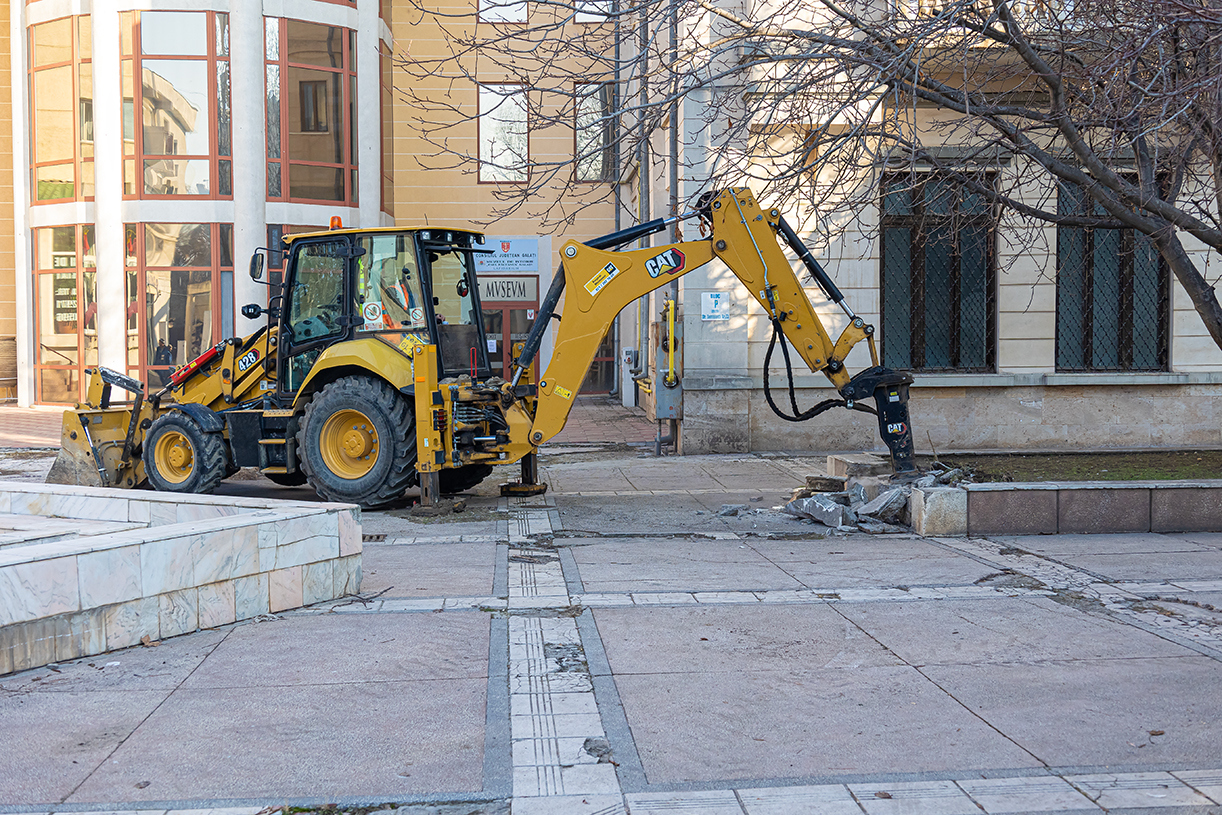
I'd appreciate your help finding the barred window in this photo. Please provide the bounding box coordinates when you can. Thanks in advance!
[1055,182,1169,372]
[880,173,996,372]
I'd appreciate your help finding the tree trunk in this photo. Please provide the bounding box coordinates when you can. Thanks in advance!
[1157,230,1222,352]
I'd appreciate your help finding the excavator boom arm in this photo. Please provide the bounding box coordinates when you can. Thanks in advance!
[515,188,918,472]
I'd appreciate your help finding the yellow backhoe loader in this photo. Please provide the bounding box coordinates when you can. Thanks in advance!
[48,188,917,508]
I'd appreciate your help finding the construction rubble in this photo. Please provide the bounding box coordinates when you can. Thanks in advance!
[781,458,971,533]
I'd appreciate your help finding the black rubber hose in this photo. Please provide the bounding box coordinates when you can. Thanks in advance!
[763,318,876,422]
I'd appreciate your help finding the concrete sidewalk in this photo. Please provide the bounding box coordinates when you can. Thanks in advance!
[4,448,1222,815]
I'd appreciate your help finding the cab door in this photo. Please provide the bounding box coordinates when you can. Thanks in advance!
[278,235,356,395]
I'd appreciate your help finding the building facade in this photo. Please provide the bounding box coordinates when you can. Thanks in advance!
[4,0,1220,458]
[8,0,398,404]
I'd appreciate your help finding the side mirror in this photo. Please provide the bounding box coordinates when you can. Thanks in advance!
[249,251,265,281]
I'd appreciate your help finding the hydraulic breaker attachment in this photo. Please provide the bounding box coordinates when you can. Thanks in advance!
[841,367,917,474]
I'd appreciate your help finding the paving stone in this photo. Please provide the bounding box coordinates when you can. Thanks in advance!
[1171,769,1222,804]
[850,780,979,815]
[181,612,490,688]
[924,657,1222,766]
[611,665,1038,782]
[68,680,487,801]
[957,776,1100,812]
[625,790,744,814]
[571,538,801,593]
[594,604,899,675]
[511,795,625,815]
[834,596,1192,665]
[360,542,496,599]
[1068,772,1216,810]
[0,690,165,804]
[739,784,861,815]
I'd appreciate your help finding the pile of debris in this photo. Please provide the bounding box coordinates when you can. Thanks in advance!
[783,459,969,533]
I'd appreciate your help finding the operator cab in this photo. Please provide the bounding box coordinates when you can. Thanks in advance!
[270,226,494,396]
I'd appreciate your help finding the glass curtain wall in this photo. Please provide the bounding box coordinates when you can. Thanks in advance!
[266,18,358,204]
[124,223,234,389]
[33,226,97,402]
[120,11,231,197]
[29,16,93,202]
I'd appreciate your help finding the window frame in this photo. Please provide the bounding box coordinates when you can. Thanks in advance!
[32,224,97,404]
[121,10,232,200]
[478,82,530,184]
[573,82,614,183]
[28,15,93,204]
[265,17,359,206]
[1053,180,1171,372]
[123,222,235,390]
[879,171,998,373]
[477,0,528,24]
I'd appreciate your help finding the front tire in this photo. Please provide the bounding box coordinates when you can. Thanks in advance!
[298,376,417,508]
[144,411,228,495]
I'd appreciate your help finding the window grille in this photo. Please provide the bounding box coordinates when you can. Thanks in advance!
[880,173,996,372]
[1055,181,1169,372]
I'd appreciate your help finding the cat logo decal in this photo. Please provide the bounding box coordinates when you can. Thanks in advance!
[644,248,686,279]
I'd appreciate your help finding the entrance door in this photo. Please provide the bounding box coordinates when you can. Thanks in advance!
[483,306,536,379]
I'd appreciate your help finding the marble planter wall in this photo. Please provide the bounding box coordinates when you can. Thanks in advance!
[0,484,361,675]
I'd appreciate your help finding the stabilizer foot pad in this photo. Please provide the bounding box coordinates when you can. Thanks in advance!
[500,482,548,497]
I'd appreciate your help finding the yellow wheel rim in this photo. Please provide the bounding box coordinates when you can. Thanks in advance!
[153,430,195,485]
[319,408,380,479]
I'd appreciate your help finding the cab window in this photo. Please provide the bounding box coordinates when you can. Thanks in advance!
[286,239,346,345]
[356,234,428,332]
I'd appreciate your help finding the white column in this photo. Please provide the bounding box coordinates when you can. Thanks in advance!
[231,1,268,330]
[11,1,31,405]
[92,5,126,376]
[357,0,381,227]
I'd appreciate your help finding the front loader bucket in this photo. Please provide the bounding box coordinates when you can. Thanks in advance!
[45,411,106,487]
[45,368,152,489]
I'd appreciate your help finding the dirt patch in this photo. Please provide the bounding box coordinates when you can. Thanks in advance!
[919,450,1222,482]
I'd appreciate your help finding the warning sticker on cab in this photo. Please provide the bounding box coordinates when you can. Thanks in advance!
[585,262,621,296]
[397,333,428,354]
[554,385,573,400]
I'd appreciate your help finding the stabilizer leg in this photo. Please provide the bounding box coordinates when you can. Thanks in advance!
[500,452,548,497]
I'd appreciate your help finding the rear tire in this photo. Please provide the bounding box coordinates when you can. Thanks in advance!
[298,376,418,508]
[144,412,228,495]
[439,463,495,494]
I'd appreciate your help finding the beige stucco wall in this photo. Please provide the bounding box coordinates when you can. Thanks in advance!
[386,1,618,243]
[0,0,15,400]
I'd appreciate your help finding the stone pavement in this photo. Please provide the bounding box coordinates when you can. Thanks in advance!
[0,405,63,448]
[4,446,1222,815]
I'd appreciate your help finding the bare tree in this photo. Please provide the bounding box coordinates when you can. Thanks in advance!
[395,0,1222,349]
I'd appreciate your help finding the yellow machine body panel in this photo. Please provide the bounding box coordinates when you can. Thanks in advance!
[291,336,416,408]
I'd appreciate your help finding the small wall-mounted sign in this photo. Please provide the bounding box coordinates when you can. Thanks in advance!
[701,291,731,321]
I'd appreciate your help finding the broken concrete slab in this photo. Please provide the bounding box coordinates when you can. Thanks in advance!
[858,487,910,525]
[783,495,845,528]
[911,487,968,537]
[805,474,848,492]
[827,453,890,478]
